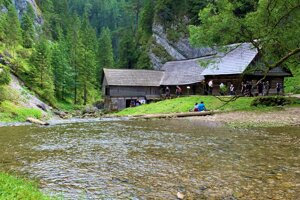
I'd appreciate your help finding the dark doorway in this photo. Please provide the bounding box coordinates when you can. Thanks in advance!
[126,99,133,108]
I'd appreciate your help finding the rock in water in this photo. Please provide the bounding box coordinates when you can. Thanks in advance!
[177,192,185,199]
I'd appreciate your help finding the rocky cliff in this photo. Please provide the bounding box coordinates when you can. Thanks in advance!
[149,23,213,69]
[12,0,42,25]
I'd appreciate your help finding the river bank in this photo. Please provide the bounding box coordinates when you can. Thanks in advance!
[115,95,300,128]
[0,173,52,200]
[185,107,300,128]
[1,106,299,128]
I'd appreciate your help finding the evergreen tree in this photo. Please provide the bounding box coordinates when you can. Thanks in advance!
[67,14,82,104]
[52,38,73,101]
[118,29,138,69]
[79,13,98,105]
[0,66,11,85]
[137,46,151,69]
[0,12,7,43]
[21,10,35,48]
[26,3,36,20]
[5,5,22,51]
[139,0,154,43]
[30,38,56,104]
[0,0,11,7]
[98,27,114,82]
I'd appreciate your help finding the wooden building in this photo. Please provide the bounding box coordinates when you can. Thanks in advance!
[102,43,292,111]
[102,69,164,111]
[200,43,292,95]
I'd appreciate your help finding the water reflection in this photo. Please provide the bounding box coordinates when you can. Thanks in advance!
[0,119,299,199]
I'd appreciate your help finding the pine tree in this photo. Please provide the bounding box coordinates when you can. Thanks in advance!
[118,29,138,69]
[79,13,98,105]
[67,14,82,104]
[5,5,22,51]
[21,12,35,48]
[52,37,73,101]
[30,38,56,104]
[139,0,154,43]
[98,27,114,82]
[0,12,7,43]
[26,3,36,20]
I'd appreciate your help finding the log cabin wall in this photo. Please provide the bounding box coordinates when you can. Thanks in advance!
[104,86,161,111]
[108,86,161,97]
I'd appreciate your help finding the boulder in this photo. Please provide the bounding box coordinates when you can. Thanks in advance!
[36,103,47,111]
[53,110,68,119]
[82,106,98,115]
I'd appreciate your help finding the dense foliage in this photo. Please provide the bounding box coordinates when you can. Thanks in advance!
[0,0,147,106]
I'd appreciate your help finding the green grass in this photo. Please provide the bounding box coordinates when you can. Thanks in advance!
[116,95,299,116]
[0,101,42,122]
[0,173,53,200]
[56,101,84,112]
[117,96,253,115]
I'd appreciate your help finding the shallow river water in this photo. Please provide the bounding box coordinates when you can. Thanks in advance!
[0,119,299,199]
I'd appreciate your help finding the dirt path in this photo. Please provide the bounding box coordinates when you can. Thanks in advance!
[186,107,300,127]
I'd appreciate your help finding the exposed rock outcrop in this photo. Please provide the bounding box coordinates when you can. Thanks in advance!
[9,74,51,116]
[150,23,213,69]
[12,0,42,25]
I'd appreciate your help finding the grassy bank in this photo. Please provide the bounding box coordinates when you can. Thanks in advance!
[0,173,52,200]
[117,96,299,116]
[0,101,42,122]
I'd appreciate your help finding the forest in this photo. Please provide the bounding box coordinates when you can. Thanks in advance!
[0,0,299,108]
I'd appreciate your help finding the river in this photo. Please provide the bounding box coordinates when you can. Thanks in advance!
[0,119,299,199]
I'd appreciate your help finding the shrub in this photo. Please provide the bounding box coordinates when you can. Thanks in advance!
[0,66,11,85]
[251,96,292,107]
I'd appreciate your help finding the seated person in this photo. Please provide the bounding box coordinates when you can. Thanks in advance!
[197,101,206,112]
[194,103,199,112]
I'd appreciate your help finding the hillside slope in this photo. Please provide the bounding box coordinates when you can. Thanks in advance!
[0,74,51,122]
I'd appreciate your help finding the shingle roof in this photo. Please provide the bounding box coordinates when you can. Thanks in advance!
[103,68,164,87]
[160,58,206,85]
[200,43,258,75]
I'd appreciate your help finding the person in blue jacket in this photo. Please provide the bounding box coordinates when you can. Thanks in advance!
[198,101,206,111]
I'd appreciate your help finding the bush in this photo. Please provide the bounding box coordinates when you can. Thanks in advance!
[251,96,292,107]
[0,66,11,85]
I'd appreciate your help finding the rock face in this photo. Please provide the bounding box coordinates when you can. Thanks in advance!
[150,23,213,69]
[12,0,42,25]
